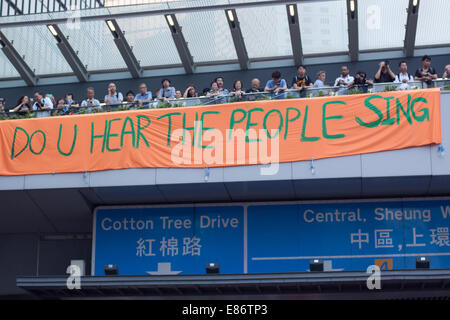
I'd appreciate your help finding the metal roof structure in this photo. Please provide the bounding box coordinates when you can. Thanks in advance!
[0,0,449,86]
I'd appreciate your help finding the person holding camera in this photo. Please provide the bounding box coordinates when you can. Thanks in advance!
[414,55,437,87]
[374,60,395,83]
[353,71,373,93]
[32,91,54,118]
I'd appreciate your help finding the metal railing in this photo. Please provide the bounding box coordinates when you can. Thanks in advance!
[0,0,104,17]
[1,80,449,120]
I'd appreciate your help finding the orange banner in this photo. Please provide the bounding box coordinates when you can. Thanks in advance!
[0,88,442,176]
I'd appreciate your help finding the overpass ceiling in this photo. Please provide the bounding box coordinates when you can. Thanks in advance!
[0,0,449,81]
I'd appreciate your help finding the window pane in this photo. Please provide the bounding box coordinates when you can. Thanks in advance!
[177,10,237,62]
[117,15,181,67]
[59,20,127,72]
[2,25,72,75]
[358,0,409,50]
[298,0,349,55]
[416,0,450,46]
[237,5,292,58]
[0,52,20,78]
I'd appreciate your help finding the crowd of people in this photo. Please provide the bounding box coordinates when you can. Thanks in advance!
[0,55,449,118]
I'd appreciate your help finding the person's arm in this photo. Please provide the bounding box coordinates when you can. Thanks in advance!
[183,87,191,98]
[414,69,424,81]
[394,75,400,83]
[430,68,438,80]
[442,71,449,79]
[264,81,274,92]
[279,80,288,91]
[366,79,374,86]
[374,63,383,80]
[117,93,123,104]
[12,103,24,112]
[292,77,298,89]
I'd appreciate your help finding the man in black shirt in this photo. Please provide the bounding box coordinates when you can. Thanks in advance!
[292,65,313,90]
[292,65,313,97]
[374,60,395,83]
[246,78,263,93]
[414,55,438,87]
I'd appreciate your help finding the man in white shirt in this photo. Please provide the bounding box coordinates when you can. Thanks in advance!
[32,91,53,118]
[334,66,354,87]
[394,61,414,83]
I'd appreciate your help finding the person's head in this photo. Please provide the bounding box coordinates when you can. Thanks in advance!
[272,70,282,81]
[56,98,65,107]
[161,79,171,89]
[210,81,219,91]
[317,71,326,82]
[445,64,450,74]
[422,55,432,67]
[341,66,349,77]
[186,84,196,97]
[138,83,147,95]
[34,91,43,101]
[399,61,408,73]
[355,71,366,83]
[17,96,29,105]
[175,90,182,99]
[251,78,260,89]
[380,60,390,72]
[297,65,307,76]
[233,80,243,91]
[214,77,224,88]
[126,90,135,102]
[65,93,74,102]
[108,83,117,93]
[86,87,95,99]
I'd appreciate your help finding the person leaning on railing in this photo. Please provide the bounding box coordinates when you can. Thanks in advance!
[394,61,414,83]
[230,80,245,101]
[314,71,327,88]
[265,70,288,99]
[292,65,313,97]
[157,79,176,102]
[246,78,263,93]
[32,91,54,118]
[80,87,101,111]
[12,96,31,114]
[414,55,438,88]
[134,83,152,108]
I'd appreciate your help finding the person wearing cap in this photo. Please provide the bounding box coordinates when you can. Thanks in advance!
[414,55,438,87]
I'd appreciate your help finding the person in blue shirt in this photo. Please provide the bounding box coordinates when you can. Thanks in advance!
[134,83,152,108]
[157,79,176,101]
[264,70,288,99]
[104,83,123,105]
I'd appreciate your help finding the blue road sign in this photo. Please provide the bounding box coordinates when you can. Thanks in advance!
[93,199,450,275]
[93,205,244,276]
[248,200,450,272]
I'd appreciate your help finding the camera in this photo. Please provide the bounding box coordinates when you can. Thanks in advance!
[384,60,390,66]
